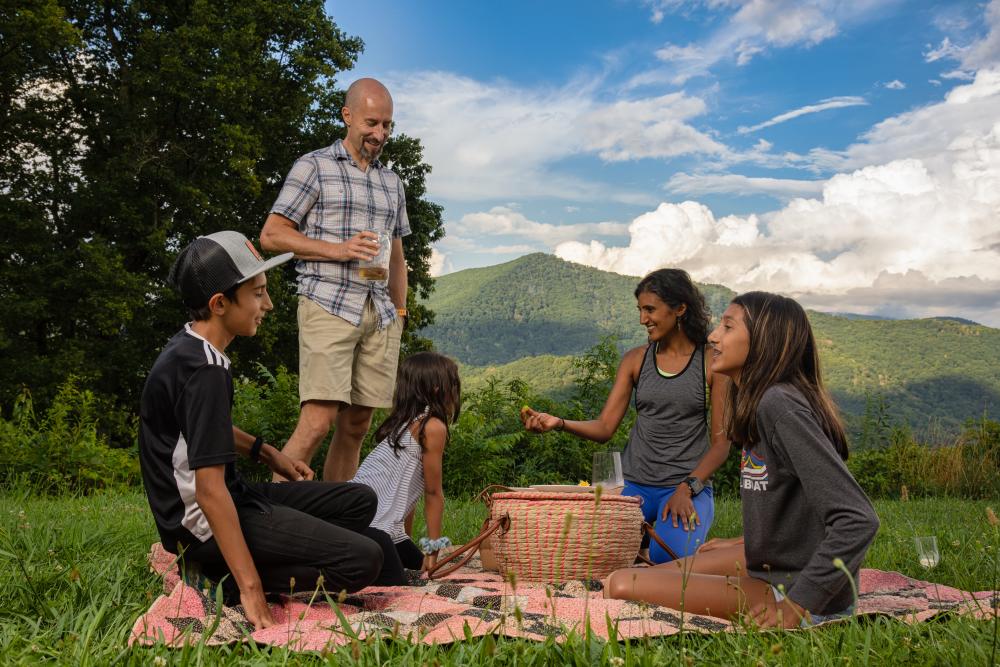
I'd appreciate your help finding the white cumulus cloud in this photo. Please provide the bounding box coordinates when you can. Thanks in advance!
[554,86,1000,325]
[429,248,447,277]
[389,72,724,203]
[807,69,1000,173]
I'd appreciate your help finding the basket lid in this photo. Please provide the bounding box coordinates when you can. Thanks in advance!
[491,490,640,503]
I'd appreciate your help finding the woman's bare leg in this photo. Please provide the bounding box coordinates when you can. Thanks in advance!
[663,541,747,576]
[604,565,775,620]
[603,542,746,595]
[603,544,772,620]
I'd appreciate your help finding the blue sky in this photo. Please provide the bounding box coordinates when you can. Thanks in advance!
[329,1,1000,325]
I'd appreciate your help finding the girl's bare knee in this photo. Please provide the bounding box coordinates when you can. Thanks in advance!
[604,570,636,600]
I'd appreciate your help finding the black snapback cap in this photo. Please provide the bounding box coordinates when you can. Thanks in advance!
[169,231,293,309]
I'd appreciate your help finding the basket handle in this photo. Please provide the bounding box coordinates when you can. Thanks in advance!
[641,521,681,562]
[474,484,515,508]
[426,514,510,580]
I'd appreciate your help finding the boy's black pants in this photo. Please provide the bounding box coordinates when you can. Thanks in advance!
[181,481,384,599]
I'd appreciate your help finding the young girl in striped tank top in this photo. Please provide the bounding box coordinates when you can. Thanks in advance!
[353,352,461,582]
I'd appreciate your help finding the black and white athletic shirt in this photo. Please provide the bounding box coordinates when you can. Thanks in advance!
[138,323,255,554]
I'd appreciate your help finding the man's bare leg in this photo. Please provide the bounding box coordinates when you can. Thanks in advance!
[275,400,340,481]
[323,404,375,482]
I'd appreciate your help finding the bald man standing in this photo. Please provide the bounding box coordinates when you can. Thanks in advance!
[261,78,409,482]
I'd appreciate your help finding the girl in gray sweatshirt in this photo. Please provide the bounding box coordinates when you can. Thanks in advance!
[604,291,879,628]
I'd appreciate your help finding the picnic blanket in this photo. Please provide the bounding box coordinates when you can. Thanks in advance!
[129,542,998,650]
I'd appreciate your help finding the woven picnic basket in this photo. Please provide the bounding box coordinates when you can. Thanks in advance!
[429,486,643,582]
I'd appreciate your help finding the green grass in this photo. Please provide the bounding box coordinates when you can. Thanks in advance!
[0,489,998,665]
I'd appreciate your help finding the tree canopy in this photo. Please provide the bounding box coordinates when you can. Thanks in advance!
[0,0,444,439]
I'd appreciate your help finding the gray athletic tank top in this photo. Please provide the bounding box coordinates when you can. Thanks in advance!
[622,343,709,487]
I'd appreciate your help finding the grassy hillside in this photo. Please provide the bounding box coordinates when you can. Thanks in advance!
[458,355,579,400]
[424,254,1000,430]
[424,253,733,365]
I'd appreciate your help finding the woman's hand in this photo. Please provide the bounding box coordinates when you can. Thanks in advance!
[696,536,744,553]
[521,407,562,433]
[662,485,699,531]
[749,596,806,629]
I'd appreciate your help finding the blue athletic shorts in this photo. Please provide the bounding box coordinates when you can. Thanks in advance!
[622,480,715,563]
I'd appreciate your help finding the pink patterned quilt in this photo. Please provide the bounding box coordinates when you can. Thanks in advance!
[129,543,997,650]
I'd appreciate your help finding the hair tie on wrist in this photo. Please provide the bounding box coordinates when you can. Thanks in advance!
[418,536,452,555]
[557,418,566,431]
[250,436,264,462]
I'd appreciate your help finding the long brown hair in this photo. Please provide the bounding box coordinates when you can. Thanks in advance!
[724,292,848,460]
[374,351,462,455]
[634,268,711,345]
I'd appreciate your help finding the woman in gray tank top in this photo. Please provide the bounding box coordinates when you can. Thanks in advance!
[523,269,731,563]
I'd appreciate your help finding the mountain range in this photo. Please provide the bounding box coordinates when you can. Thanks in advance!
[422,253,1000,433]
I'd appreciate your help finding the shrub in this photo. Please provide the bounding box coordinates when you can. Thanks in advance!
[231,363,302,447]
[711,446,741,496]
[231,364,303,481]
[442,378,533,497]
[955,416,1000,498]
[846,417,1000,499]
[0,380,139,493]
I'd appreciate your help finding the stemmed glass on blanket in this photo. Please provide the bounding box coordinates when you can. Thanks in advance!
[915,536,939,570]
[915,535,942,604]
[592,451,624,495]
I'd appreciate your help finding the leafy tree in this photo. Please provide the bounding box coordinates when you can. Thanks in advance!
[0,0,444,439]
[571,334,621,414]
[1,1,87,413]
[380,134,445,355]
[857,391,894,450]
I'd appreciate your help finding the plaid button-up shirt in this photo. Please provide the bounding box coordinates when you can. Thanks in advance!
[270,139,411,328]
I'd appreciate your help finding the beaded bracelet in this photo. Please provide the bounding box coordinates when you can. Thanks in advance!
[418,536,452,555]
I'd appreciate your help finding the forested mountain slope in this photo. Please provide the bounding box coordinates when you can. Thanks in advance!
[424,254,1000,430]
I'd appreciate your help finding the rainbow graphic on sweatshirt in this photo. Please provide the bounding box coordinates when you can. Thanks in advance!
[741,446,769,491]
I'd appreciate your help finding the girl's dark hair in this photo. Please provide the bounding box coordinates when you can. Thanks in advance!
[634,268,711,345]
[724,291,848,460]
[374,351,462,455]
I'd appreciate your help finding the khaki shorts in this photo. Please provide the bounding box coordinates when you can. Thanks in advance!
[297,296,403,408]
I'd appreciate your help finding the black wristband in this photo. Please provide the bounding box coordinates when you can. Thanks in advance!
[250,435,264,462]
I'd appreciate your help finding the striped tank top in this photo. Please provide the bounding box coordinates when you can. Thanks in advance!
[352,420,425,544]
[622,343,709,487]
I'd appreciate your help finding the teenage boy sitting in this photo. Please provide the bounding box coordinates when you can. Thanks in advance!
[139,231,385,629]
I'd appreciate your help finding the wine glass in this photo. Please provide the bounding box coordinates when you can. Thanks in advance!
[915,536,939,569]
[592,451,624,494]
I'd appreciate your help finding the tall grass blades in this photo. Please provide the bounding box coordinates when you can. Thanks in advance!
[1,492,998,664]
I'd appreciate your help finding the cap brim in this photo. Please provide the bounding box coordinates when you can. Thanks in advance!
[238,251,294,284]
